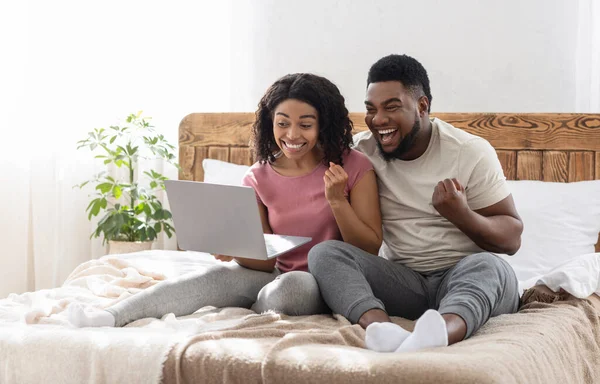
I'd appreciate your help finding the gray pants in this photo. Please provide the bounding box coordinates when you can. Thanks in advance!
[106,262,328,327]
[308,240,519,338]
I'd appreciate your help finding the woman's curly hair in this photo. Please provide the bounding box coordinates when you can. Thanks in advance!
[251,73,353,166]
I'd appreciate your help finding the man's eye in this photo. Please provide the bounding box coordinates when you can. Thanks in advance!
[386,106,400,111]
[366,109,376,114]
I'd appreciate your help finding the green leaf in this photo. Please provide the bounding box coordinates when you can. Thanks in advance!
[154,223,161,233]
[134,203,145,215]
[143,203,152,218]
[150,181,157,189]
[110,136,117,144]
[89,199,102,219]
[96,183,113,194]
[147,227,157,240]
[104,159,112,165]
[113,185,122,199]
[140,228,148,241]
[86,198,98,213]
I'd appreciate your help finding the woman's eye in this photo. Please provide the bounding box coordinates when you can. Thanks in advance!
[301,125,312,129]
[277,122,287,127]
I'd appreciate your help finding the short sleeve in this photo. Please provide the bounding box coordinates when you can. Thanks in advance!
[241,166,264,205]
[458,139,510,210]
[343,149,374,194]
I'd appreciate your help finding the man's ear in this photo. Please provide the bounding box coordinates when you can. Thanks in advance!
[418,96,429,117]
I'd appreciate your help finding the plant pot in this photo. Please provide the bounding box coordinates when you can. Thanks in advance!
[108,240,153,255]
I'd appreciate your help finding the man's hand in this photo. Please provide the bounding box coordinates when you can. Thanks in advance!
[324,162,348,205]
[432,178,470,222]
[212,254,234,262]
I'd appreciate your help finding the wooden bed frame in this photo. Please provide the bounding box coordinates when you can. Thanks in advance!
[179,113,600,252]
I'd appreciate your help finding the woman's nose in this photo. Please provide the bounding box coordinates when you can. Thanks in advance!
[287,125,301,139]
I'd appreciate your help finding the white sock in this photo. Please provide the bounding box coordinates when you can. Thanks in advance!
[395,309,448,353]
[365,322,411,352]
[67,303,116,328]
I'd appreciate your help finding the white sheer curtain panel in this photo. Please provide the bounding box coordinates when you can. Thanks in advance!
[0,0,232,297]
[576,0,600,112]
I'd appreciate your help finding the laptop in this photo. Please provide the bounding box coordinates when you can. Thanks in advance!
[164,180,312,260]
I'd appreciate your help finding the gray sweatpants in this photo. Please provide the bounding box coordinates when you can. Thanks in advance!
[308,240,519,338]
[106,262,328,327]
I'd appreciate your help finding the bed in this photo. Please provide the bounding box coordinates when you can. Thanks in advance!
[1,113,600,384]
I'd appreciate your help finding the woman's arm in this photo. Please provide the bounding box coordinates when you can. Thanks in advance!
[325,165,382,255]
[232,201,278,272]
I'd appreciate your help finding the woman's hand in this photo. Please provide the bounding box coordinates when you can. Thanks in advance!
[324,162,348,205]
[212,254,234,262]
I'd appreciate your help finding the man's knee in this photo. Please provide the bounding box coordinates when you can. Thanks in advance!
[461,253,515,278]
[307,240,347,274]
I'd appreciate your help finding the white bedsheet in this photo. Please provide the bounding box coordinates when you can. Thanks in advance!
[0,250,240,384]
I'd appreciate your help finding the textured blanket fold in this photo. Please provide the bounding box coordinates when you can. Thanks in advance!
[162,297,600,384]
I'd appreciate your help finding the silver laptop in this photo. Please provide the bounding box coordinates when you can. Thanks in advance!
[164,180,312,260]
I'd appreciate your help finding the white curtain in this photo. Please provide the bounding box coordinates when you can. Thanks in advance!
[576,0,600,112]
[0,0,233,297]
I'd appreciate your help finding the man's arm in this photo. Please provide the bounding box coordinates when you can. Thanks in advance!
[433,178,523,255]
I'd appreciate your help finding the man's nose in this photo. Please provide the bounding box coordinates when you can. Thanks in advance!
[371,111,389,127]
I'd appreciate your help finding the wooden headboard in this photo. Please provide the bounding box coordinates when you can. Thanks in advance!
[179,113,600,252]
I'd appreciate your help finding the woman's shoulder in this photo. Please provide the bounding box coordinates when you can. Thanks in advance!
[242,161,271,185]
[342,148,373,171]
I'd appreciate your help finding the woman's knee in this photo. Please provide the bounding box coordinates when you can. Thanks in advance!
[253,271,327,316]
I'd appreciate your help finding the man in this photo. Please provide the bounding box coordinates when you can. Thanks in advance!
[308,54,523,353]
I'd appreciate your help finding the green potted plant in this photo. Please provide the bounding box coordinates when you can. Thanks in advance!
[76,111,179,254]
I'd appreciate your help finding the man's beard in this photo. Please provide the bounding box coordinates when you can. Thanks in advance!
[376,119,421,162]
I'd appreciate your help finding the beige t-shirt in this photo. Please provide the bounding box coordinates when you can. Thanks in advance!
[354,118,510,272]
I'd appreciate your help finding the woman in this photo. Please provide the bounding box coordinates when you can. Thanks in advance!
[68,73,382,328]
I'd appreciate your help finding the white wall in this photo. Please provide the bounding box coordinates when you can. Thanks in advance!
[229,0,583,113]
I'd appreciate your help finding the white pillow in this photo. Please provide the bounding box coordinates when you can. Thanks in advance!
[499,180,600,283]
[535,252,600,298]
[202,159,250,186]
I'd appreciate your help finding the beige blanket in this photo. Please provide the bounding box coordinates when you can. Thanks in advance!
[163,296,600,384]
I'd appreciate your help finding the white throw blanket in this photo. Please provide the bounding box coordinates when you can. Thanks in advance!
[0,250,239,384]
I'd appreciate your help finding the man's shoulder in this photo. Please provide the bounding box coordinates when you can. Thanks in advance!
[352,131,380,157]
[352,130,374,148]
[434,118,491,152]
